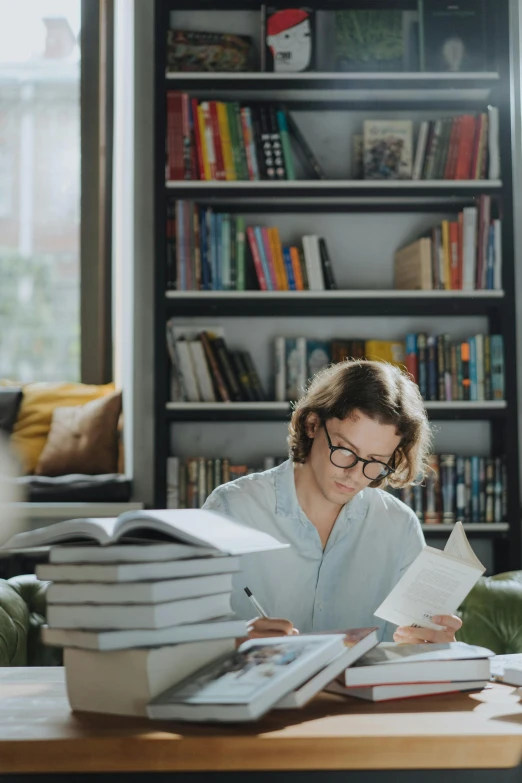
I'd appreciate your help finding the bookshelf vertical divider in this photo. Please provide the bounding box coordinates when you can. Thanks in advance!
[153,0,521,572]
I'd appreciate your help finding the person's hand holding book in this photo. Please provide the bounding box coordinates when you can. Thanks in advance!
[393,614,462,645]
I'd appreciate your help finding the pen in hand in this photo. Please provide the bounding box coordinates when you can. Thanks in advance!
[244,586,268,618]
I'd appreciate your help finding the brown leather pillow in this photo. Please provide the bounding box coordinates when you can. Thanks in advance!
[34,391,122,477]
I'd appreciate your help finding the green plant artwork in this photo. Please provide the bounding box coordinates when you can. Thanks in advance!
[335,11,404,71]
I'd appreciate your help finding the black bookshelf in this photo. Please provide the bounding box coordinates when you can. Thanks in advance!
[153,0,520,572]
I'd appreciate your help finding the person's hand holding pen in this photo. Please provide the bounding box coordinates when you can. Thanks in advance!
[244,587,299,639]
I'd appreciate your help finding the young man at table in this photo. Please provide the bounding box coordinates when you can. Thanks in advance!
[203,359,462,644]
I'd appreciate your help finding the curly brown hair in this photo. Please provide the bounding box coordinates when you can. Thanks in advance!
[287,359,432,489]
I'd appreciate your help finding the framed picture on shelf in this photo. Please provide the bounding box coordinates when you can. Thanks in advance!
[419,0,488,72]
[166,30,255,73]
[262,6,315,73]
[334,10,419,72]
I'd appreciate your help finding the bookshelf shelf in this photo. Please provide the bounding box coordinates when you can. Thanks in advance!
[165,401,507,423]
[165,71,499,101]
[166,180,503,199]
[165,290,504,317]
[423,524,509,535]
[154,0,520,571]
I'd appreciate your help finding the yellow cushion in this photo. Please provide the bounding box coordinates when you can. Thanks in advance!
[10,382,115,473]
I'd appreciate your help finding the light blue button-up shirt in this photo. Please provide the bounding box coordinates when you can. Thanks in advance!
[203,459,425,641]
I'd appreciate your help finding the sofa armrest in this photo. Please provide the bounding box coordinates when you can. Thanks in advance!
[6,575,62,666]
[457,571,522,654]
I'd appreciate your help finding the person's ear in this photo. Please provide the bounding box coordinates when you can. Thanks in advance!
[305,413,320,439]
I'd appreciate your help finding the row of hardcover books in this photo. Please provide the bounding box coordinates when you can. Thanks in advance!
[410,110,499,181]
[166,456,285,510]
[167,93,322,182]
[167,322,265,404]
[166,201,337,291]
[275,334,505,403]
[395,197,501,291]
[389,455,507,525]
[357,112,498,181]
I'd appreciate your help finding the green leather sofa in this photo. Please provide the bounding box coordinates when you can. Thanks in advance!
[0,575,61,666]
[457,570,522,653]
[0,571,521,666]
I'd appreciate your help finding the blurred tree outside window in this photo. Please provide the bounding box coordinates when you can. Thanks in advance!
[0,0,81,382]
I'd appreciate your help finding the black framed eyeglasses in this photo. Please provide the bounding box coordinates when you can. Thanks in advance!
[323,422,396,481]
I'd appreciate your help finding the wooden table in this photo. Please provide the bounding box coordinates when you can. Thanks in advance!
[2,668,522,782]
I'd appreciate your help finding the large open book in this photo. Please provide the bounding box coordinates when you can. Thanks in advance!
[375,521,485,631]
[0,508,289,557]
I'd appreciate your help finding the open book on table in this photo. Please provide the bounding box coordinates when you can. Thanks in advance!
[0,508,289,558]
[374,521,485,631]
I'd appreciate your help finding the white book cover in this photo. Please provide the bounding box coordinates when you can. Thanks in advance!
[47,572,233,605]
[329,679,487,702]
[37,555,240,584]
[49,541,218,564]
[374,522,485,631]
[462,207,478,291]
[363,120,413,180]
[343,641,492,687]
[42,616,247,651]
[188,340,216,402]
[175,340,200,401]
[147,634,346,723]
[412,121,429,181]
[47,591,232,630]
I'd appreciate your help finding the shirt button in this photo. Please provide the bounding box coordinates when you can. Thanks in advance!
[318,601,324,610]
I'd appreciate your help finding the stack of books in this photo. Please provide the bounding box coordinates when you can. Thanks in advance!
[2,509,288,717]
[327,642,492,702]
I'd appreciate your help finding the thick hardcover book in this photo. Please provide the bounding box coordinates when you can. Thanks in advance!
[64,639,234,717]
[419,0,488,72]
[47,593,233,631]
[263,7,315,73]
[43,617,247,652]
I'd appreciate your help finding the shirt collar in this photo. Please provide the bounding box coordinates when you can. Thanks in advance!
[274,459,369,527]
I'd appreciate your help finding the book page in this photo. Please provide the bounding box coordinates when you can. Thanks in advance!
[444,521,485,569]
[374,546,484,630]
[0,517,119,550]
[116,509,290,555]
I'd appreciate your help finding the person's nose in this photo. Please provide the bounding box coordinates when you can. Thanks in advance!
[344,459,365,481]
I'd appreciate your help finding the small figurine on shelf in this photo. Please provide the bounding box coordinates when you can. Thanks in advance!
[264,7,315,73]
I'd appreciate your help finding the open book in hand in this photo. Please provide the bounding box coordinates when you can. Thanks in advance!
[0,508,289,558]
[374,521,485,631]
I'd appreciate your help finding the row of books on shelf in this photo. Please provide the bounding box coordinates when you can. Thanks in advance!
[390,455,506,526]
[166,93,500,183]
[167,94,322,182]
[166,455,285,509]
[168,198,500,293]
[166,453,506,525]
[275,334,504,404]
[167,322,265,403]
[358,110,499,182]
[166,201,335,291]
[395,197,501,291]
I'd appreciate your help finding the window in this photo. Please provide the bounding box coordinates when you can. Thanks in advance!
[0,0,81,382]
